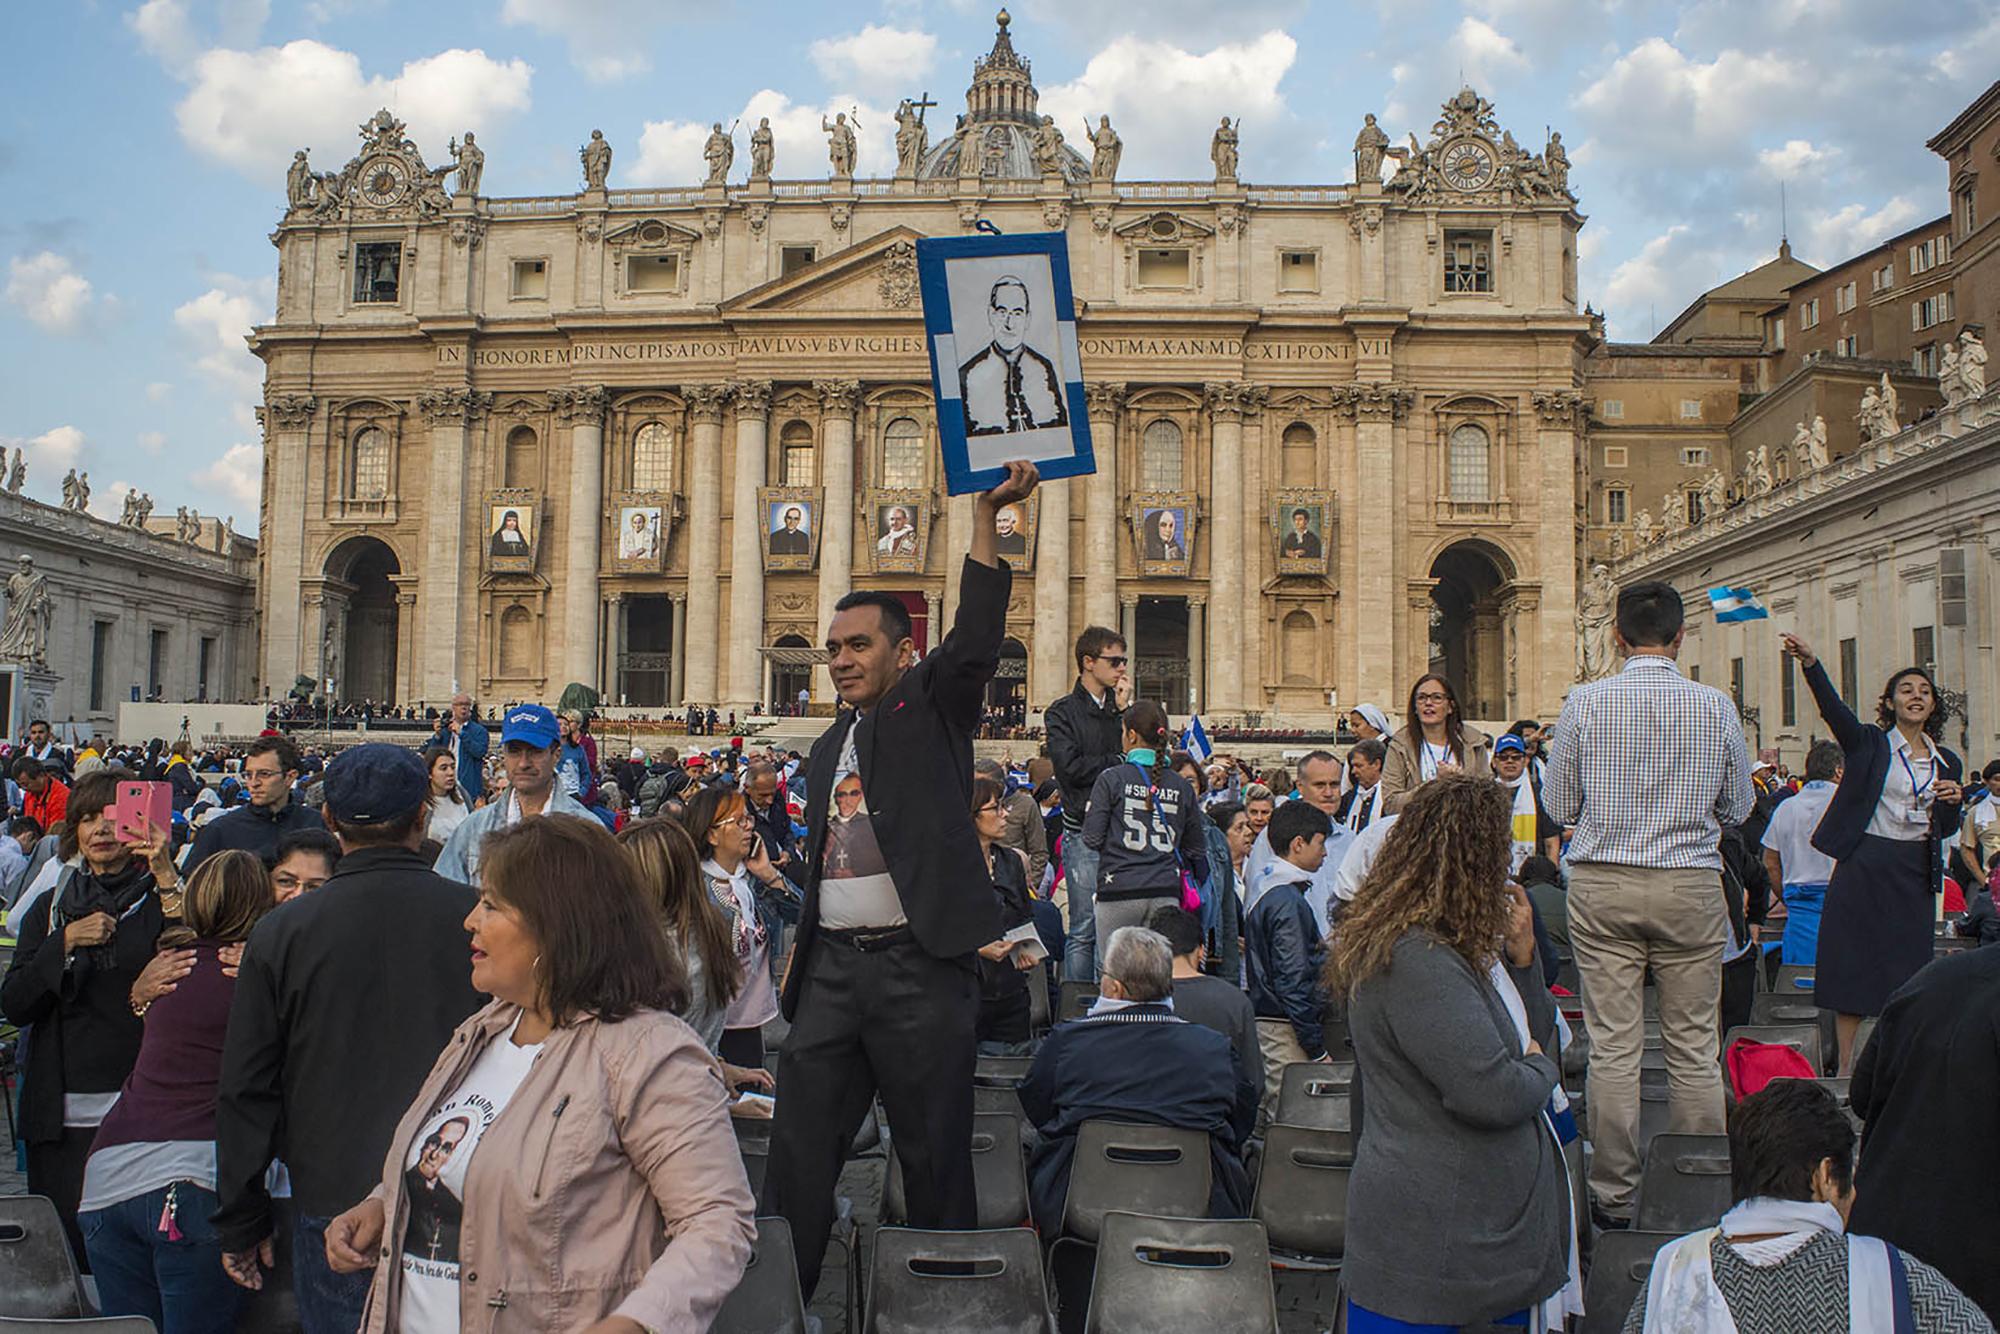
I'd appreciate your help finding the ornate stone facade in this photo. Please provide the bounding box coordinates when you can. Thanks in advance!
[251,14,1589,723]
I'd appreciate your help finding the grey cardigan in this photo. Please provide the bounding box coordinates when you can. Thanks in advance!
[1341,929,1567,1324]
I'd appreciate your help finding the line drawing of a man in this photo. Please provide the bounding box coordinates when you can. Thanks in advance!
[770,505,812,556]
[1280,507,1322,559]
[958,274,1068,437]
[876,506,917,556]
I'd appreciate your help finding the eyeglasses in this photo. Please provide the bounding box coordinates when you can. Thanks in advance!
[1414,693,1449,704]
[976,801,1003,815]
[243,766,286,781]
[712,815,755,831]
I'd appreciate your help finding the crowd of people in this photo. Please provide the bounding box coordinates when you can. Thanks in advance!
[3,458,1997,1333]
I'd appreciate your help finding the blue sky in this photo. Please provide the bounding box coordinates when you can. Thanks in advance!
[5,0,1996,521]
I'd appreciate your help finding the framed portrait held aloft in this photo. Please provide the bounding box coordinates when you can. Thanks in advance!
[1271,489,1334,576]
[868,489,931,574]
[612,494,671,571]
[991,491,1040,573]
[487,490,537,569]
[760,486,823,572]
[1131,492,1197,578]
[916,230,1095,496]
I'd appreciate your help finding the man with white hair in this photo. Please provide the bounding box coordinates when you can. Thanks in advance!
[1017,926,1256,1235]
[429,693,489,804]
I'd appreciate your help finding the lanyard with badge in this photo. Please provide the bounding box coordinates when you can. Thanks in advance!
[1900,748,1936,828]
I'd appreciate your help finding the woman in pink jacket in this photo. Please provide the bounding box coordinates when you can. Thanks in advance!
[325,816,755,1333]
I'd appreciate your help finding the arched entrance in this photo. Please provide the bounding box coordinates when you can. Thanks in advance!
[1428,541,1511,721]
[772,635,814,714]
[988,637,1028,726]
[325,536,400,706]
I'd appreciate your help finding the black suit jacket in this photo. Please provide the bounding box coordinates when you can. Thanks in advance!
[782,556,1009,1018]
[1802,659,1962,864]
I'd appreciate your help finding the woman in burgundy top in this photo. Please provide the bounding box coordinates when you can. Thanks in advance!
[78,849,273,1333]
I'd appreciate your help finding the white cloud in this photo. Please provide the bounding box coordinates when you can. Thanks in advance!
[1453,16,1530,84]
[90,481,138,522]
[500,0,678,81]
[14,425,88,484]
[174,41,533,180]
[194,443,262,509]
[129,0,199,66]
[1573,38,1807,170]
[1038,31,1298,179]
[810,25,938,86]
[173,276,271,407]
[146,382,174,403]
[1756,138,1834,178]
[1598,224,1749,340]
[1013,0,1305,49]
[629,88,902,185]
[6,251,96,333]
[1800,195,1923,268]
[138,430,168,454]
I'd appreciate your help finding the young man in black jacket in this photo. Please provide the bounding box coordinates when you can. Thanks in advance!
[766,460,1039,1298]
[1043,625,1129,981]
[1245,799,1333,1129]
[213,744,480,1333]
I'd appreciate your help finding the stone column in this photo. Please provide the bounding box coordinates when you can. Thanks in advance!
[924,592,943,654]
[669,592,688,706]
[417,387,493,705]
[1533,391,1585,719]
[726,381,772,712]
[1187,597,1207,714]
[390,575,420,706]
[943,493,973,623]
[682,384,731,706]
[1204,383,1251,717]
[552,385,609,692]
[1345,382,1413,706]
[813,380,861,697]
[1030,478,1072,708]
[1119,594,1138,656]
[1084,383,1126,629]
[1239,394,1269,712]
[258,394,316,697]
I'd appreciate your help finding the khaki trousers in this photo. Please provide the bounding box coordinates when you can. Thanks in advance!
[1254,1017,1310,1133]
[1568,863,1728,1215]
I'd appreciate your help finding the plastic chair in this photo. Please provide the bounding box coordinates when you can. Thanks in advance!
[1723,1023,1823,1080]
[883,1113,1031,1229]
[0,1196,88,1319]
[1082,1212,1278,1334]
[1028,967,1053,1034]
[1632,1133,1731,1233]
[1272,1062,1355,1133]
[863,1227,1054,1334]
[1772,963,1816,997]
[1250,1124,1351,1263]
[1057,982,1098,1022]
[1059,1122,1215,1244]
[976,1054,1034,1087]
[975,1082,1030,1126]
[0,1320,159,1332]
[735,1117,773,1196]
[1576,1231,1677,1334]
[1636,1069,1671,1155]
[1748,993,1819,1028]
[712,1217,810,1334]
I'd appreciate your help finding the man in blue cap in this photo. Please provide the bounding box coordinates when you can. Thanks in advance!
[214,743,482,1333]
[433,703,593,884]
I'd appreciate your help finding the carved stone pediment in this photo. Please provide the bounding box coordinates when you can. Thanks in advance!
[604,217,702,251]
[721,226,929,315]
[1113,211,1215,244]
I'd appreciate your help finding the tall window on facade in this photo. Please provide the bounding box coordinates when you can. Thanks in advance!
[1444,231,1493,293]
[1280,422,1317,487]
[881,417,925,487]
[504,426,539,488]
[631,422,673,491]
[780,420,816,485]
[1281,611,1317,684]
[1447,423,1490,501]
[1607,488,1628,524]
[149,628,169,698]
[351,427,390,499]
[353,242,402,303]
[499,607,536,677]
[90,621,112,712]
[1837,637,1858,709]
[1140,418,1184,490]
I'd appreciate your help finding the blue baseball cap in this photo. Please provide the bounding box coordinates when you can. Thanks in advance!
[501,704,561,749]
[323,743,428,825]
[1494,734,1527,756]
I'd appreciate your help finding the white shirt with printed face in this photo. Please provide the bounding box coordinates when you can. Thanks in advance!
[816,723,907,930]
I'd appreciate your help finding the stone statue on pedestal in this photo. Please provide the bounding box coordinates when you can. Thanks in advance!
[1030,116,1065,176]
[822,113,857,177]
[0,554,53,667]
[581,129,613,190]
[894,101,929,176]
[1939,341,1964,405]
[750,118,774,179]
[1211,117,1239,180]
[1577,564,1616,682]
[119,491,140,526]
[1545,131,1570,194]
[703,122,735,186]
[1661,489,1687,536]
[1955,329,1986,401]
[1806,416,1829,470]
[1748,444,1774,496]
[1353,113,1389,183]
[1088,115,1121,181]
[1700,469,1727,518]
[1632,508,1655,547]
[1878,372,1899,432]
[136,493,154,525]
[286,150,318,210]
[4,447,22,493]
[449,132,484,197]
[1856,383,1897,441]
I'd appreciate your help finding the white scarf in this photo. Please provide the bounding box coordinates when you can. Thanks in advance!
[1345,784,1379,834]
[1641,1198,1898,1334]
[1489,961,1581,1326]
[1501,773,1539,873]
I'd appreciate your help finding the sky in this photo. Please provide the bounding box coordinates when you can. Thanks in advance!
[4,0,1996,523]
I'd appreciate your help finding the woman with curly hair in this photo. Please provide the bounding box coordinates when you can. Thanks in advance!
[1781,633,1964,1074]
[1326,773,1571,1332]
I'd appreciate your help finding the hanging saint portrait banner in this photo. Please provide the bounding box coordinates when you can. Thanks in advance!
[917,230,1095,495]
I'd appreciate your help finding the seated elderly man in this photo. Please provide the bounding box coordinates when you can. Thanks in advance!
[1018,926,1258,1235]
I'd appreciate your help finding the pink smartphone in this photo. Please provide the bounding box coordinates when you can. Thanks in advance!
[114,780,171,844]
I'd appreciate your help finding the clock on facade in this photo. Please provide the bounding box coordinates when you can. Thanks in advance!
[358,156,411,207]
[1440,140,1496,192]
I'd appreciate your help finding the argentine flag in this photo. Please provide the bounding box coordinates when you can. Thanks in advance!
[1180,714,1214,762]
[1708,587,1769,623]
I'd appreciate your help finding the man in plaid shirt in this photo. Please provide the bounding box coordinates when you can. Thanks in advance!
[1544,580,1754,1226]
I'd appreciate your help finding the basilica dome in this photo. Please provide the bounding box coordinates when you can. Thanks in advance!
[914,10,1091,185]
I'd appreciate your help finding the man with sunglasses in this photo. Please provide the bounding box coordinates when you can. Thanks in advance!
[1044,625,1132,981]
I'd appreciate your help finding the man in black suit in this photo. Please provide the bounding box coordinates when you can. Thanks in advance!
[769,505,811,556]
[765,459,1040,1295]
[1279,507,1322,559]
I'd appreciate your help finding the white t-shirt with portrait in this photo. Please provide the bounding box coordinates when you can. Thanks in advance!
[816,723,907,930]
[397,1017,542,1334]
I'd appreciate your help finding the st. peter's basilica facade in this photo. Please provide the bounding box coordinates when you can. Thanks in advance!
[253,12,1592,724]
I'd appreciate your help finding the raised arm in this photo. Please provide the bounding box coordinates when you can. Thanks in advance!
[1782,633,1871,754]
[925,463,1039,728]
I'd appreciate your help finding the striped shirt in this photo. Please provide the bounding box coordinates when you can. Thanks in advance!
[1543,654,1755,870]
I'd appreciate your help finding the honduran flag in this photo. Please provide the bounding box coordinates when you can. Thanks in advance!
[1180,714,1214,763]
[1708,587,1769,622]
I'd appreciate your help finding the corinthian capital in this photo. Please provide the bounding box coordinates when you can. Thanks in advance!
[814,378,861,416]
[1084,382,1127,419]
[683,383,731,423]
[1333,382,1412,420]
[262,394,318,429]
[550,385,611,425]
[730,380,774,417]
[1533,389,1586,427]
[417,387,490,425]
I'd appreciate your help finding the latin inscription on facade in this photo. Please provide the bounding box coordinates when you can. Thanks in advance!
[439,335,1354,368]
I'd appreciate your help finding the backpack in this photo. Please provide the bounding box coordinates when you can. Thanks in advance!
[1725,1036,1817,1100]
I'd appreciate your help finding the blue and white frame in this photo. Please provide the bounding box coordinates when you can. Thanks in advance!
[917,230,1095,496]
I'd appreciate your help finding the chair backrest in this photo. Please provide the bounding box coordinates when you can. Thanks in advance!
[1251,1124,1351,1257]
[975,1054,1033,1087]
[712,1217,809,1334]
[863,1226,1053,1334]
[1576,1231,1678,1334]
[1061,1121,1214,1243]
[0,1196,87,1319]
[1632,1133,1732,1233]
[1058,981,1098,1022]
[1772,963,1816,997]
[974,1082,1029,1126]
[1748,992,1820,1028]
[0,1319,159,1332]
[1028,966,1053,1034]
[735,1119,772,1197]
[884,1114,1031,1229]
[1723,1023,1823,1081]
[1083,1212,1278,1334]
[1273,1062,1354,1132]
